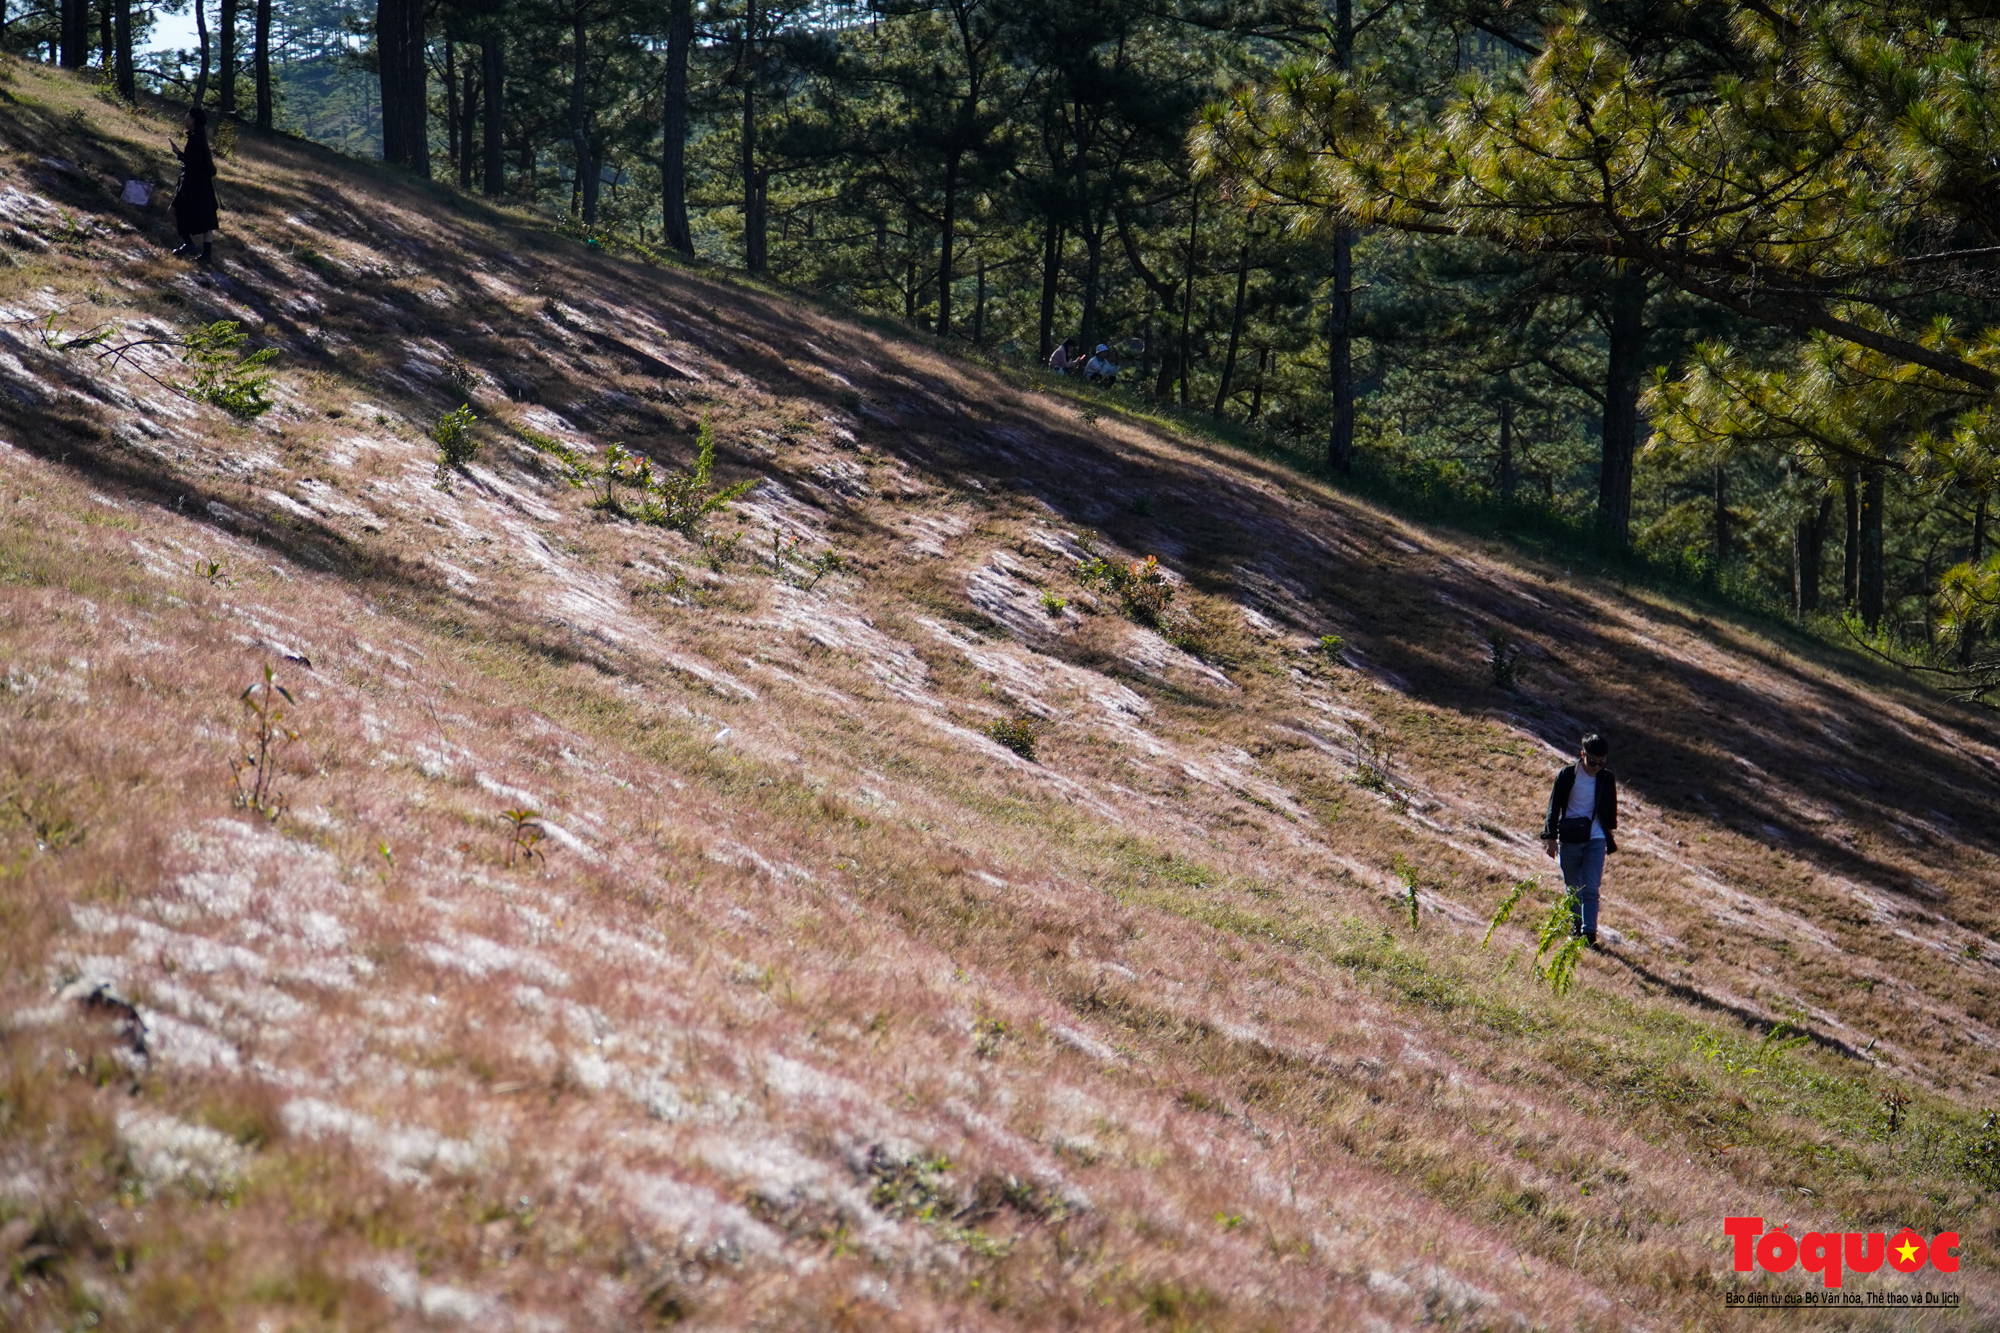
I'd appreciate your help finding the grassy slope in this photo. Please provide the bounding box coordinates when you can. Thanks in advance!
[2,57,1999,1331]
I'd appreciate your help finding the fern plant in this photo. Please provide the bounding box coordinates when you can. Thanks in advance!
[1484,874,1587,996]
[182,321,277,419]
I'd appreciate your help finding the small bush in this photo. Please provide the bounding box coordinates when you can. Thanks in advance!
[1078,554,1174,625]
[987,717,1037,761]
[639,417,759,536]
[1040,589,1068,616]
[1317,633,1345,659]
[430,404,479,483]
[1394,854,1420,929]
[1347,720,1398,799]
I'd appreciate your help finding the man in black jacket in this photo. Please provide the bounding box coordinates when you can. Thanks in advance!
[1540,733,1617,945]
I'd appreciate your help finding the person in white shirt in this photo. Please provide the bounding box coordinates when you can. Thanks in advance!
[1539,733,1618,946]
[1083,344,1119,383]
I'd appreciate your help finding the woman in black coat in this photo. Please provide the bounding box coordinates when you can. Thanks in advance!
[169,107,219,261]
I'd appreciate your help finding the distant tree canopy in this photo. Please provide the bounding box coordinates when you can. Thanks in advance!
[13,0,2000,681]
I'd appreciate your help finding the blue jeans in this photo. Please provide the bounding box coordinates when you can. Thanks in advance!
[1558,839,1606,938]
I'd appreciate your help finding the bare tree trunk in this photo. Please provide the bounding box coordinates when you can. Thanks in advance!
[1497,396,1515,501]
[660,0,693,252]
[253,0,272,128]
[1212,244,1250,417]
[1249,347,1267,421]
[97,0,110,68]
[481,38,504,195]
[218,0,236,115]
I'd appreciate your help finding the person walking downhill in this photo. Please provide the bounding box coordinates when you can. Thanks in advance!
[1541,733,1618,946]
[168,107,220,263]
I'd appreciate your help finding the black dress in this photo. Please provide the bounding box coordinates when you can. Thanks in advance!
[170,132,219,236]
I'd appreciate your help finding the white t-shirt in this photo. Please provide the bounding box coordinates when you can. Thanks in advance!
[1564,768,1605,841]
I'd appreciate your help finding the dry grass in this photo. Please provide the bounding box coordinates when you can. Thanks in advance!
[0,54,1995,1330]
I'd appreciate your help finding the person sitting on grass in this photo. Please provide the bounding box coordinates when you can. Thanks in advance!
[1083,343,1120,384]
[1047,340,1078,376]
[1540,732,1618,947]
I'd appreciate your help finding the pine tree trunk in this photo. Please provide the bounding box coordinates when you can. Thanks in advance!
[218,0,236,116]
[443,39,459,177]
[1794,495,1828,615]
[458,51,478,190]
[660,0,693,252]
[571,11,601,225]
[1249,347,1267,421]
[1037,216,1062,361]
[1212,244,1249,417]
[1859,468,1886,630]
[481,38,504,195]
[1597,267,1649,548]
[1963,498,1988,664]
[60,0,86,67]
[1325,0,1354,476]
[1843,467,1860,610]
[113,0,133,99]
[193,0,210,106]
[1497,397,1515,502]
[739,0,766,272]
[973,260,986,345]
[1179,190,1197,408]
[1712,465,1728,565]
[377,0,429,174]
[97,0,110,69]
[1078,218,1104,351]
[937,155,959,338]
[253,0,271,128]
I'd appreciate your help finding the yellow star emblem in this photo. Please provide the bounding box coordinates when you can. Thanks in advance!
[1895,1238,1921,1265]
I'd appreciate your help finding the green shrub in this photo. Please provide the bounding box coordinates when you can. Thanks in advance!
[430,404,479,483]
[638,417,758,536]
[1077,553,1174,624]
[987,717,1037,761]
